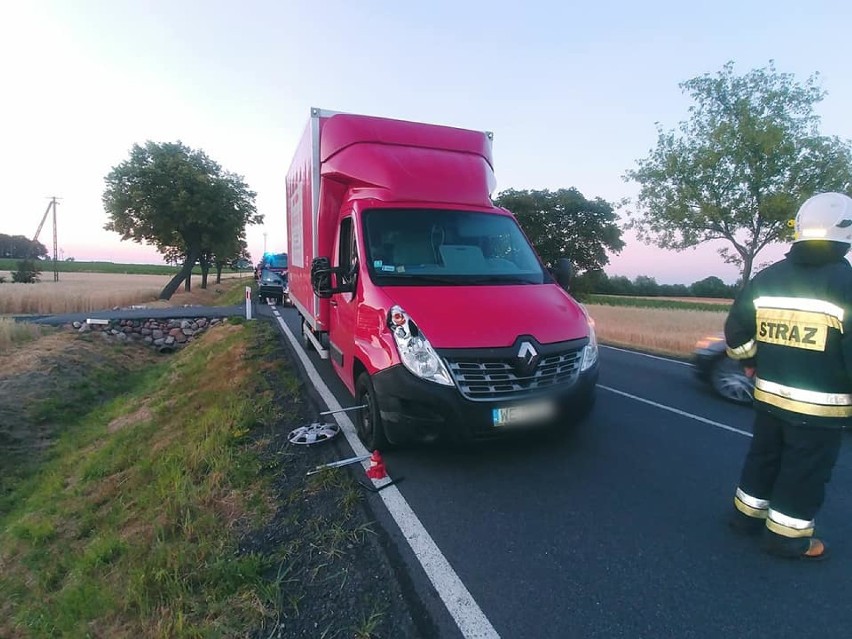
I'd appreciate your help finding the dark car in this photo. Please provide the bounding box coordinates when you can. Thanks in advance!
[693,334,754,404]
[258,269,289,306]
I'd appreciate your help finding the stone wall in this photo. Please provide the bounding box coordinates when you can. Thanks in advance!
[69,317,228,353]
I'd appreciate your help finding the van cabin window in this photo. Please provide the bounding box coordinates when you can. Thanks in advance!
[338,217,357,286]
[362,208,546,286]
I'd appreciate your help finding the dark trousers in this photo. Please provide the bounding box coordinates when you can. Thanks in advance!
[740,411,842,525]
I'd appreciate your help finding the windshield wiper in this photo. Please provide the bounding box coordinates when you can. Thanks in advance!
[464,276,538,285]
[376,274,461,285]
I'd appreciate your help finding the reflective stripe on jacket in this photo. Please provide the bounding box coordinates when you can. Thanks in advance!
[724,244,852,427]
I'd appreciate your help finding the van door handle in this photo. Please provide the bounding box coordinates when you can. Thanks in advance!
[330,300,338,307]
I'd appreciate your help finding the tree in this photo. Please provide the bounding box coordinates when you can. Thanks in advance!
[12,259,41,283]
[625,61,852,285]
[103,141,262,299]
[0,234,47,259]
[690,275,734,299]
[632,275,660,297]
[494,188,624,275]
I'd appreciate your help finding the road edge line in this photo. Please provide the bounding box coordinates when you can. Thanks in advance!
[271,309,500,639]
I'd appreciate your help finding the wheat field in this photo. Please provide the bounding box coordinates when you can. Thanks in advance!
[586,304,726,357]
[1,274,726,356]
[0,272,243,315]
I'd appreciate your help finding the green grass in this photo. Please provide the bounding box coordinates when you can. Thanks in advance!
[0,323,287,637]
[0,258,251,277]
[586,294,732,312]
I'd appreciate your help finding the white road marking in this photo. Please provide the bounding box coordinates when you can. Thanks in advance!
[271,308,500,639]
[600,344,691,366]
[598,384,752,438]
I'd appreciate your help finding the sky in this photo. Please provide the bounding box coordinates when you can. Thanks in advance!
[2,0,851,285]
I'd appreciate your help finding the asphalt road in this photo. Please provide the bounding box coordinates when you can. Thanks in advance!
[268,305,852,638]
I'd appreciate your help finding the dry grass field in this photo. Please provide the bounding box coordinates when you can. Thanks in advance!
[586,303,725,357]
[0,272,246,315]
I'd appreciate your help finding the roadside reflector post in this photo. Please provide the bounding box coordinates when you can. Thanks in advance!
[245,286,253,320]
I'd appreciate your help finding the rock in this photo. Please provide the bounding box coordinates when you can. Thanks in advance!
[165,336,175,345]
[72,321,82,329]
[153,338,165,346]
[152,330,164,340]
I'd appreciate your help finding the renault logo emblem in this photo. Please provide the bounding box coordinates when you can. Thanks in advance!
[516,341,539,377]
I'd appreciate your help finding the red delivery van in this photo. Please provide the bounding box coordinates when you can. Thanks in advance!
[287,108,597,449]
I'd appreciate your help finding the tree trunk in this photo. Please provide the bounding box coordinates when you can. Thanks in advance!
[158,251,199,300]
[215,265,223,284]
[740,253,755,289]
[201,266,209,289]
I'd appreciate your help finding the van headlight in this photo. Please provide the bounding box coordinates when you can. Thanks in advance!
[387,306,454,386]
[580,313,598,371]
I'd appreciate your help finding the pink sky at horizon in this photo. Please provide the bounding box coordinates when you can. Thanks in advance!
[54,227,789,286]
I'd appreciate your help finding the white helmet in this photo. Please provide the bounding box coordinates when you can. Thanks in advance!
[793,192,852,243]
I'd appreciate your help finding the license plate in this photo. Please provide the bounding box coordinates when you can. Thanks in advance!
[492,399,556,426]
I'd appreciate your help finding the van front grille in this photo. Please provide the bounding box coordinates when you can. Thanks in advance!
[445,349,583,401]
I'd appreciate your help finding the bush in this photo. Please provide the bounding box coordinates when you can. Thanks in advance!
[12,259,41,283]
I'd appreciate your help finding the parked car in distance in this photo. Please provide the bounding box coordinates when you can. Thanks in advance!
[692,334,754,405]
[257,269,289,306]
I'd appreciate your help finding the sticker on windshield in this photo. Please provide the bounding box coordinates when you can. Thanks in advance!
[381,265,395,272]
[374,260,383,268]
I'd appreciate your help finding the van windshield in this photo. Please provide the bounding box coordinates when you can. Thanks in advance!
[362,208,547,285]
[266,254,288,269]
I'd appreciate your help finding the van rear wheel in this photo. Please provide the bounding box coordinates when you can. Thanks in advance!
[355,373,389,451]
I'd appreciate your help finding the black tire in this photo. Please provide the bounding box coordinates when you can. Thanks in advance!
[710,356,754,405]
[355,373,389,451]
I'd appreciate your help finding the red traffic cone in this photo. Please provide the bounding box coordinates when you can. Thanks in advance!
[366,449,387,480]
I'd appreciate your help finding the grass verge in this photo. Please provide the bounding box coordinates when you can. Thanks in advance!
[0,322,282,637]
[0,317,52,352]
[0,319,423,638]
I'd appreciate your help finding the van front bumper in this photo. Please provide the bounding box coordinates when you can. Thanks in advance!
[371,363,598,445]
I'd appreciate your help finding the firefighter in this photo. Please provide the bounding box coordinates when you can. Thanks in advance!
[725,192,852,561]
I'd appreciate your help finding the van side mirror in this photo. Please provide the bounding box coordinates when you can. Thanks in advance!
[554,258,572,291]
[311,257,354,298]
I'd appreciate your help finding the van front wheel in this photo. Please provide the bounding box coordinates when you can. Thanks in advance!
[355,373,389,451]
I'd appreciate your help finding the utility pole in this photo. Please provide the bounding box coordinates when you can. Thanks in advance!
[263,231,267,254]
[33,196,61,281]
[50,197,59,282]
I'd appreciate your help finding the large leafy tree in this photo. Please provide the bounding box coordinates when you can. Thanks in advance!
[625,61,852,284]
[494,188,624,273]
[103,141,261,299]
[0,234,48,259]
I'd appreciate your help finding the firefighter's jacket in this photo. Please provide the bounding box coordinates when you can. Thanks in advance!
[725,241,852,427]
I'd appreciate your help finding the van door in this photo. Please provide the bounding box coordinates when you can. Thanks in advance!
[328,214,359,387]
